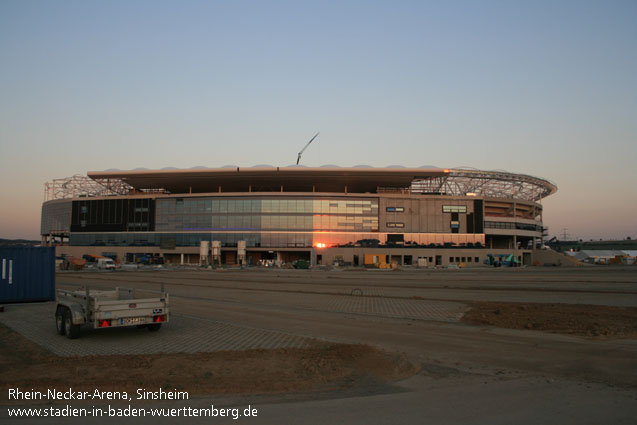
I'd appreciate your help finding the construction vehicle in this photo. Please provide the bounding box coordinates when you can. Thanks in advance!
[59,256,86,271]
[292,259,310,269]
[296,132,320,165]
[135,254,164,265]
[55,285,169,339]
[484,254,521,267]
[83,254,105,263]
[501,254,521,267]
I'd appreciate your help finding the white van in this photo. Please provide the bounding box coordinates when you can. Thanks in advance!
[97,258,116,270]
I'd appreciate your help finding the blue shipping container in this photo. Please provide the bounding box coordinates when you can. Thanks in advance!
[0,247,56,303]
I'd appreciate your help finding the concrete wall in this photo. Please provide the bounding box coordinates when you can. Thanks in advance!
[379,196,475,234]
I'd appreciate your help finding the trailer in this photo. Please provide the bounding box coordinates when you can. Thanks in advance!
[55,286,169,339]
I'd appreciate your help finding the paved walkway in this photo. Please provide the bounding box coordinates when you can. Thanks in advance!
[0,302,312,357]
[325,295,468,322]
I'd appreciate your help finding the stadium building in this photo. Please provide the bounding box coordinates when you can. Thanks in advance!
[41,166,556,267]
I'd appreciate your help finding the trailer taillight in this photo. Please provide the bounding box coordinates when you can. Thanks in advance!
[153,315,166,323]
[99,320,112,327]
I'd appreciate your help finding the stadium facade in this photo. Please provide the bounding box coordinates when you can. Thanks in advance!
[41,166,556,266]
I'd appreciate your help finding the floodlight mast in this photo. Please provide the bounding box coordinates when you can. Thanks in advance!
[296,132,320,165]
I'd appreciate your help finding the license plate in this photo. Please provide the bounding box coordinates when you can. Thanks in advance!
[121,317,146,325]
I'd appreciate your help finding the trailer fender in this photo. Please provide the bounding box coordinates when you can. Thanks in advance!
[66,304,87,325]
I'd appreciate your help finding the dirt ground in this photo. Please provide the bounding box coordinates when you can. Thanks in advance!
[0,324,416,404]
[462,301,637,338]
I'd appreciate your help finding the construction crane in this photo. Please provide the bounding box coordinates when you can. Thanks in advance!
[296,132,320,165]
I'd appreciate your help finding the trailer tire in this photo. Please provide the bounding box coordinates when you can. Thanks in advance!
[147,323,162,332]
[64,310,81,339]
[55,308,66,336]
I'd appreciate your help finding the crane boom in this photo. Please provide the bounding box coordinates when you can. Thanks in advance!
[296,132,320,165]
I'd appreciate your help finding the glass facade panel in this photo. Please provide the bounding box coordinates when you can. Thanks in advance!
[484,221,542,232]
[156,196,379,232]
[70,196,516,250]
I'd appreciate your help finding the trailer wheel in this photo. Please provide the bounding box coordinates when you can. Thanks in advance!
[55,308,66,336]
[147,323,162,332]
[64,310,81,339]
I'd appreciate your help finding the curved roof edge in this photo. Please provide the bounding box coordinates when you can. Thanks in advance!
[86,166,556,201]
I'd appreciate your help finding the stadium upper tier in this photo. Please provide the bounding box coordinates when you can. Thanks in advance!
[44,166,557,202]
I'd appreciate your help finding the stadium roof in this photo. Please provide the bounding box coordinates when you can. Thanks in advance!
[44,166,557,202]
[87,167,449,194]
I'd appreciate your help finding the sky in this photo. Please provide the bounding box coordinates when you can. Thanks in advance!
[0,0,635,241]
